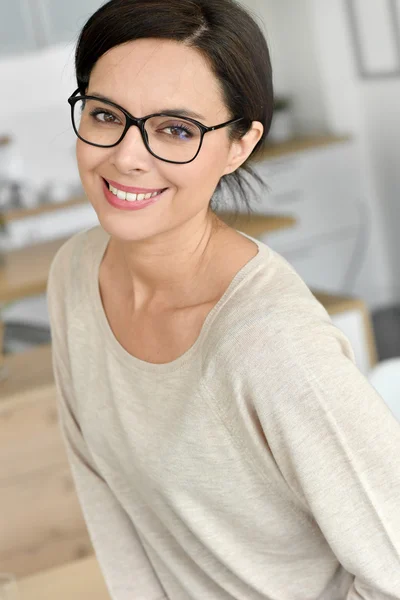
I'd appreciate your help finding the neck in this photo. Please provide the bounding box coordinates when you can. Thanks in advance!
[106,210,226,311]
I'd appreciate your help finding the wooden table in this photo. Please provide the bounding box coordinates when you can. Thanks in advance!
[18,556,110,600]
[0,344,94,578]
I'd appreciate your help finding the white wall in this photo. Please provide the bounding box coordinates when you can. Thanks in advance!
[0,42,79,186]
[242,0,330,134]
[310,0,399,307]
[241,0,397,309]
[363,82,400,300]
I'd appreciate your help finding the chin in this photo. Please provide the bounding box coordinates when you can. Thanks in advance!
[96,211,170,244]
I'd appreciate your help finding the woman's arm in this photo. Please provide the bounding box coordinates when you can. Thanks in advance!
[250,318,400,599]
[46,239,166,600]
[52,346,167,600]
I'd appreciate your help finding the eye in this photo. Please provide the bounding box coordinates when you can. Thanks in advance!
[161,122,196,140]
[89,109,122,125]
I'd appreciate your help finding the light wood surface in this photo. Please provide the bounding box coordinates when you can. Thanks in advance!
[254,134,351,161]
[0,343,53,401]
[217,212,296,238]
[0,235,70,303]
[18,555,110,600]
[1,194,87,223]
[0,344,92,579]
[0,381,93,577]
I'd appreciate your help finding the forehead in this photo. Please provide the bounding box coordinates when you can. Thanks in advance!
[88,38,227,119]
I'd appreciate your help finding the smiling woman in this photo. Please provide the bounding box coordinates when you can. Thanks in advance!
[46,1,400,600]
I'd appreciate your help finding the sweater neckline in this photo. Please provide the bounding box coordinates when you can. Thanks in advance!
[90,227,270,374]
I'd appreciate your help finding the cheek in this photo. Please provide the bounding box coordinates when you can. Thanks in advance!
[76,141,106,178]
[182,140,230,190]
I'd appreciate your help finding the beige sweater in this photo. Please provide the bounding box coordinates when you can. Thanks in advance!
[46,225,400,600]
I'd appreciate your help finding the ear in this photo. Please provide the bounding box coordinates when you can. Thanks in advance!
[222,121,264,176]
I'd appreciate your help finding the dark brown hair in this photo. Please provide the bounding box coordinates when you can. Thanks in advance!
[75,0,273,212]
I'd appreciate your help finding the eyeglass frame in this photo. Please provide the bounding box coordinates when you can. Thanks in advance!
[68,88,246,165]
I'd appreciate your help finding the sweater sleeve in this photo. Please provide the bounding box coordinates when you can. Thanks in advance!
[47,239,167,600]
[247,315,400,599]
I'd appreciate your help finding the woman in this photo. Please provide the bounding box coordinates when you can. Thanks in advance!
[47,1,400,599]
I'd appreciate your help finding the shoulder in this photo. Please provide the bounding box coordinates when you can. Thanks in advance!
[205,241,356,371]
[202,245,360,426]
[48,226,106,282]
[46,225,108,318]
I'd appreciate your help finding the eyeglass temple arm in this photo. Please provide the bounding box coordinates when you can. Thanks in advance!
[208,117,245,132]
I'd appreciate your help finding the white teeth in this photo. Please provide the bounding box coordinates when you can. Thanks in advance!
[108,182,163,202]
[126,192,138,202]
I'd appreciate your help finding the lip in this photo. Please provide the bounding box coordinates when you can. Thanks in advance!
[102,178,166,212]
[104,178,166,194]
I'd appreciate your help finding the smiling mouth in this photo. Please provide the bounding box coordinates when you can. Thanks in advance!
[104,179,167,202]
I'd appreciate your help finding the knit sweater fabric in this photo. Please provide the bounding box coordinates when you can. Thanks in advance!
[46,226,400,600]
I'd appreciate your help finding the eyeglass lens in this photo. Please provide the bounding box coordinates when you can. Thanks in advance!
[72,99,203,162]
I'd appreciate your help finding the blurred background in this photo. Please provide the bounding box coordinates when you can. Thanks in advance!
[1,0,400,360]
[0,0,400,592]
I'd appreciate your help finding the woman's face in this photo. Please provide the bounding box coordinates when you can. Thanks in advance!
[76,38,262,243]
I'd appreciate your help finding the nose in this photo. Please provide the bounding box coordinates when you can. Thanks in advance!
[109,123,152,172]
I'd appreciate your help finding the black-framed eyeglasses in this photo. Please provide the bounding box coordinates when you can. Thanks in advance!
[68,89,245,165]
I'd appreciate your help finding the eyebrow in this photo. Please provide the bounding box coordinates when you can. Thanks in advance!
[89,91,206,121]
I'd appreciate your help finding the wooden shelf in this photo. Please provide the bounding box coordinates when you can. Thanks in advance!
[312,291,366,316]
[0,235,70,303]
[217,212,296,238]
[254,134,351,161]
[2,194,88,223]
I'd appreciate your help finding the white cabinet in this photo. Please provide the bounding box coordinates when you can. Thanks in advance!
[0,0,37,56]
[253,141,362,248]
[246,140,368,296]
